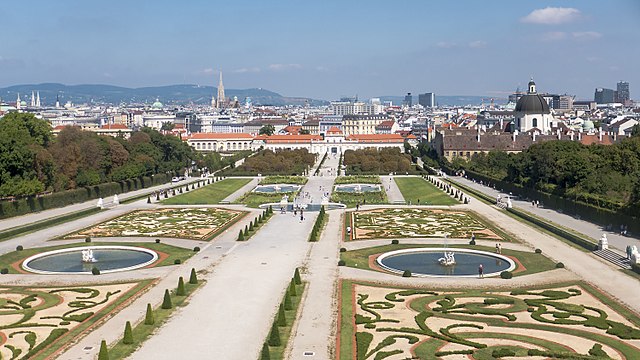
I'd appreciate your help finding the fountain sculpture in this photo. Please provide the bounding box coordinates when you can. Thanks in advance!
[81,248,97,263]
[438,251,456,266]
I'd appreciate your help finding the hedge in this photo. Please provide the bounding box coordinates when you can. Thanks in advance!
[0,172,176,219]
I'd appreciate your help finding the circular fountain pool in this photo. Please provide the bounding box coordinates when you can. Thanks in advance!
[376,248,515,278]
[253,184,301,193]
[334,184,381,193]
[22,246,159,275]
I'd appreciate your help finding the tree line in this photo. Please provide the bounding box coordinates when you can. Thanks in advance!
[439,136,640,212]
[0,113,235,197]
[227,148,316,175]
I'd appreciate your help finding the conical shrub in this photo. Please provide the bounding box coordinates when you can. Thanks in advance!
[161,289,172,309]
[123,321,133,344]
[189,268,198,284]
[284,292,292,310]
[268,322,281,346]
[277,304,286,327]
[98,340,109,360]
[238,230,244,241]
[260,342,270,360]
[177,277,186,296]
[144,303,155,325]
[294,268,302,285]
[288,279,297,297]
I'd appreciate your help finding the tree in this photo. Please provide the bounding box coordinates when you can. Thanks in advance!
[144,303,155,325]
[277,304,287,326]
[123,321,133,344]
[294,268,302,285]
[260,342,271,360]
[631,124,640,137]
[259,124,276,136]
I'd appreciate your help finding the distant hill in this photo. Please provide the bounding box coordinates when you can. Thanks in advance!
[378,95,507,107]
[0,83,328,107]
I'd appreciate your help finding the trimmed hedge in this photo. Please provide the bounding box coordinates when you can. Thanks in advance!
[0,173,176,219]
[500,271,513,279]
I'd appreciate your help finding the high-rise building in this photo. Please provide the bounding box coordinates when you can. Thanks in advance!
[418,92,435,108]
[617,81,630,104]
[403,93,412,107]
[594,88,617,104]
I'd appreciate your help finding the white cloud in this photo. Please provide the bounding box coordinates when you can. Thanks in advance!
[572,31,602,41]
[541,31,568,41]
[315,66,329,72]
[203,68,214,74]
[233,67,261,74]
[521,7,581,25]
[468,40,487,48]
[436,41,456,48]
[268,63,302,71]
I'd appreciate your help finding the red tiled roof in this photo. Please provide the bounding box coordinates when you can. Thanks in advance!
[258,134,323,143]
[189,133,254,140]
[327,126,342,134]
[580,134,614,145]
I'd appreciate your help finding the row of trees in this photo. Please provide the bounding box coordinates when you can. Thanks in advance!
[229,149,315,175]
[455,136,640,211]
[343,148,413,174]
[0,113,235,197]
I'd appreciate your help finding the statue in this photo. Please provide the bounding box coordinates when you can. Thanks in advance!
[506,197,513,208]
[438,251,456,266]
[629,245,640,265]
[598,233,609,250]
[113,194,119,206]
[96,198,104,209]
[82,248,97,263]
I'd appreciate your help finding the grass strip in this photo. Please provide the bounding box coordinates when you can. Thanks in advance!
[394,176,458,206]
[0,207,103,243]
[161,178,251,205]
[107,279,202,359]
[266,282,307,359]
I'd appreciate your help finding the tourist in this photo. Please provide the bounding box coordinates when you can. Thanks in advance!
[346,226,351,235]
[478,264,484,278]
[496,243,499,253]
[356,204,360,211]
[498,243,502,254]
[471,233,475,242]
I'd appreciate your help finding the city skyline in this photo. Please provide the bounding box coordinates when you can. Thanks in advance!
[1,0,638,100]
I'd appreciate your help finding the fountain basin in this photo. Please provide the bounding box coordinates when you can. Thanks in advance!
[334,184,381,193]
[376,248,515,278]
[22,246,159,275]
[253,184,301,193]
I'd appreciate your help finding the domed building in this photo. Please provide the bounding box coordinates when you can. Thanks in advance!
[151,98,164,110]
[514,79,554,134]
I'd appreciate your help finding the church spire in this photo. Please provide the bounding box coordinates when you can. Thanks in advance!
[36,91,41,107]
[31,91,36,107]
[216,70,225,109]
[16,93,21,110]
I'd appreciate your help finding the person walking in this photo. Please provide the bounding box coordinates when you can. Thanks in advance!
[478,264,484,279]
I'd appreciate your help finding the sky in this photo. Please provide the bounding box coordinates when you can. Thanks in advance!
[1,0,639,100]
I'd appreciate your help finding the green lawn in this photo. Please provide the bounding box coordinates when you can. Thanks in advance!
[340,244,557,276]
[331,191,387,208]
[394,176,458,205]
[0,242,196,274]
[236,192,296,208]
[161,178,251,205]
[259,176,308,185]
[334,176,381,184]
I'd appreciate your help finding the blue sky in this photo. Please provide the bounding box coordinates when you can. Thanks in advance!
[1,0,638,100]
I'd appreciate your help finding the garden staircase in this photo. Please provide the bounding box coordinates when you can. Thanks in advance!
[592,249,632,270]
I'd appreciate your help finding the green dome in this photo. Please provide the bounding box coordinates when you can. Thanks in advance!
[152,99,163,109]
[20,100,27,106]
[582,119,594,131]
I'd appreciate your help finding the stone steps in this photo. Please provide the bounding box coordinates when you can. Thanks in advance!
[592,249,632,270]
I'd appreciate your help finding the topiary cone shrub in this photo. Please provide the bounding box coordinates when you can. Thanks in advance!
[268,322,281,346]
[177,277,186,296]
[237,230,245,241]
[85,237,92,243]
[16,245,23,251]
[189,268,198,284]
[294,268,302,285]
[174,259,181,265]
[244,225,249,236]
[284,293,292,310]
[249,222,254,231]
[0,268,8,274]
[144,303,155,325]
[535,248,543,254]
[340,247,347,252]
[338,260,346,266]
[288,280,297,297]
[260,342,271,360]
[277,304,286,327]
[556,262,565,268]
[402,270,412,277]
[155,239,161,244]
[92,266,101,275]
[123,321,133,344]
[391,239,399,245]
[193,246,200,252]
[98,340,110,360]
[161,289,173,309]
